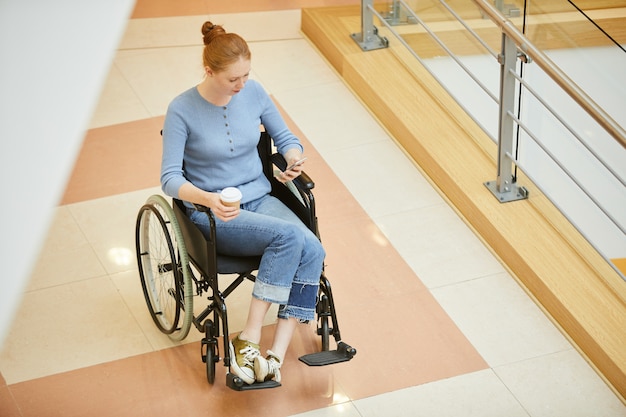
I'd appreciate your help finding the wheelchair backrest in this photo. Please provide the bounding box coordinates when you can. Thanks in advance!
[258,131,273,183]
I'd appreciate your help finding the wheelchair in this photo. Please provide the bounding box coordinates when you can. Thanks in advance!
[135,131,356,390]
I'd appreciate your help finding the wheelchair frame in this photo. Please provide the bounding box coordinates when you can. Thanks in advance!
[135,132,356,390]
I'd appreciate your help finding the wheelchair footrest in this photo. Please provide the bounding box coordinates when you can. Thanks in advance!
[298,342,357,366]
[226,373,281,391]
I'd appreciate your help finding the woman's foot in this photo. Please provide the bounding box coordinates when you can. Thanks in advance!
[229,335,260,385]
[254,350,282,383]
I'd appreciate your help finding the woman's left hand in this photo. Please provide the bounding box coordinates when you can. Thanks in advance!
[277,156,305,183]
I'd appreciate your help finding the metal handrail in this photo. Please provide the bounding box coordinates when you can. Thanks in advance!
[352,0,625,279]
[472,0,626,149]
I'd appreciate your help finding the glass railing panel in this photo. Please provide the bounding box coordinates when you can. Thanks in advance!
[373,0,505,136]
[363,0,626,273]
[515,65,626,260]
[517,0,626,136]
[513,0,626,263]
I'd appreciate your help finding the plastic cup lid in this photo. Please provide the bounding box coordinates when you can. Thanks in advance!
[220,187,242,202]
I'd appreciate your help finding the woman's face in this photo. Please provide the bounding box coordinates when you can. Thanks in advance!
[208,57,251,97]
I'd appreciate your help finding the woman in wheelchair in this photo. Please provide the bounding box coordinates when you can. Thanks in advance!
[160,21,325,386]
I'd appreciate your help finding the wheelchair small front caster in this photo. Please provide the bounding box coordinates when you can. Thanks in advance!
[201,320,218,384]
[317,295,331,351]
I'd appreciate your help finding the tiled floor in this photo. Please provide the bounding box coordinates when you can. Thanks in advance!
[1,1,624,416]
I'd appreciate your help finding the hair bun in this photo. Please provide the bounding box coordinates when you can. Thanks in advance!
[202,21,226,45]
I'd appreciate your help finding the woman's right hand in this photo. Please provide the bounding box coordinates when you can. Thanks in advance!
[177,183,240,222]
[206,192,240,222]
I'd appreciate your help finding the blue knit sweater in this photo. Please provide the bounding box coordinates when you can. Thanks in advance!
[160,80,303,204]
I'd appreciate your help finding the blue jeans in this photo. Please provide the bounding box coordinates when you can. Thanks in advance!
[187,194,324,322]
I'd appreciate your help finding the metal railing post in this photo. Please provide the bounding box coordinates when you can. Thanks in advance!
[351,0,389,51]
[485,33,529,202]
[494,0,520,17]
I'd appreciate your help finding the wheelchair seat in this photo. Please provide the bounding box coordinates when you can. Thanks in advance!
[217,255,261,275]
[135,131,356,391]
[171,197,262,274]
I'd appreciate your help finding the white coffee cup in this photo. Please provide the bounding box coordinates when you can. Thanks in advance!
[220,187,242,207]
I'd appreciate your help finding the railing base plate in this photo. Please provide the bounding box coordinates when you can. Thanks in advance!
[485,180,529,203]
[350,32,389,51]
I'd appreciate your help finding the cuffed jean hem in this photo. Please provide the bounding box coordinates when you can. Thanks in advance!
[252,279,291,305]
[278,305,316,323]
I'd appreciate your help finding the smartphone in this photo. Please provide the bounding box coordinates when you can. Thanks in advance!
[285,157,307,171]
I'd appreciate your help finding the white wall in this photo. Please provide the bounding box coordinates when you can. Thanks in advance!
[0,0,135,347]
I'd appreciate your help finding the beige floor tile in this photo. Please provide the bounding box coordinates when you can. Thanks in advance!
[353,369,530,417]
[431,272,573,367]
[67,188,161,274]
[89,63,152,129]
[210,10,302,42]
[110,38,293,127]
[377,202,506,288]
[119,15,202,50]
[27,207,106,291]
[494,349,626,417]
[274,81,391,154]
[0,276,152,384]
[251,38,339,95]
[324,139,444,218]
[289,402,362,417]
[114,46,205,117]
[119,11,301,57]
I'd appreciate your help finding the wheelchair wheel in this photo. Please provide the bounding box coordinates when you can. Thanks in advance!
[317,294,330,351]
[136,195,193,341]
[202,320,218,384]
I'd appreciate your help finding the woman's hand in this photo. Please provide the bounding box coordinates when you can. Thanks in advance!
[206,192,240,222]
[277,151,305,184]
[178,182,240,222]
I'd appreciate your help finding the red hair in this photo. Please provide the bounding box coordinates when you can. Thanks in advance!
[201,21,251,72]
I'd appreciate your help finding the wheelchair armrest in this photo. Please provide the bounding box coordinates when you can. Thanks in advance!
[191,203,217,230]
[271,153,315,190]
[192,203,211,213]
[188,203,216,228]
